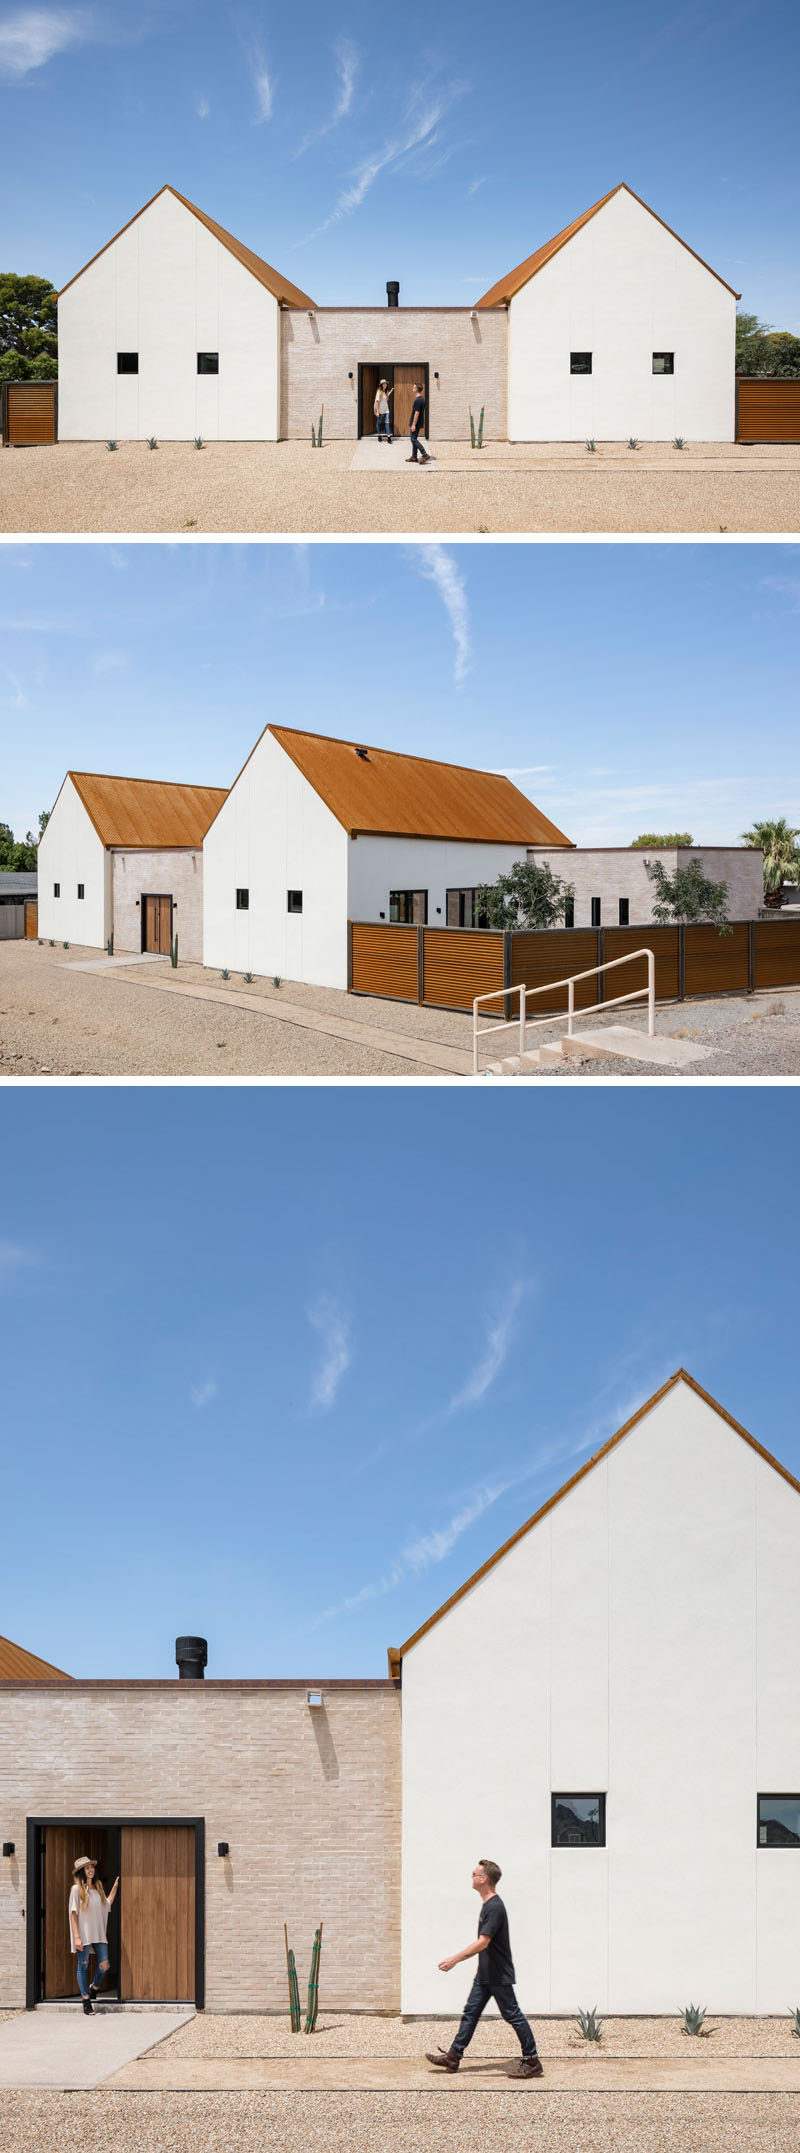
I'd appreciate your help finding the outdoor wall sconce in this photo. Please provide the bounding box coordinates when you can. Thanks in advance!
[348,371,353,379]
[2,1843,14,1858]
[217,1842,230,1857]
[436,906,442,914]
[307,1689,323,1708]
[433,371,439,380]
[379,910,385,919]
[307,310,315,320]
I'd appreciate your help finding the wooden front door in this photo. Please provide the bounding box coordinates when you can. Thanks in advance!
[120,1826,195,2000]
[43,1826,118,1998]
[143,894,172,954]
[24,901,38,938]
[393,365,425,438]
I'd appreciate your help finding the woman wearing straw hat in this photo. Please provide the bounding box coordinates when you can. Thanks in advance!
[68,1855,119,2014]
[373,379,393,442]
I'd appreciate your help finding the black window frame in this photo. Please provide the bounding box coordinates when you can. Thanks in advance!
[287,890,303,914]
[77,883,84,900]
[618,898,630,926]
[235,888,249,911]
[53,882,60,899]
[116,352,139,375]
[757,1794,800,1848]
[591,896,601,927]
[551,1792,606,1848]
[390,889,428,926]
[446,886,489,930]
[652,352,675,375]
[570,352,592,375]
[564,896,575,929]
[197,352,219,375]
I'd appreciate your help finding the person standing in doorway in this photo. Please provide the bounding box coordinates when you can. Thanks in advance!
[426,1859,542,2078]
[407,381,430,462]
[69,1856,119,2014]
[374,379,393,441]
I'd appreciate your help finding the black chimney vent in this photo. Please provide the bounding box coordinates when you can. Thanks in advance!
[176,1635,207,1680]
[386,280,399,308]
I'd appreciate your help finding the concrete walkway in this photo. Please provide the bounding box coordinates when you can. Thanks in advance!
[103,2051,800,2093]
[0,2008,194,2090]
[350,437,436,470]
[62,953,169,974]
[108,968,474,1076]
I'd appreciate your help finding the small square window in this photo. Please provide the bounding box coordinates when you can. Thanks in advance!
[236,888,249,911]
[619,898,630,926]
[117,352,138,374]
[197,352,219,375]
[53,882,60,899]
[552,1794,606,1847]
[758,1795,800,1847]
[287,890,303,914]
[591,897,601,927]
[652,352,674,374]
[77,884,84,900]
[570,352,592,375]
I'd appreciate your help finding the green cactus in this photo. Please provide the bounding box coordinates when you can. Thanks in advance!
[681,2003,708,2035]
[170,931,179,968]
[478,405,484,448]
[673,436,686,449]
[586,438,596,452]
[470,409,476,448]
[576,2006,603,2042]
[107,440,118,451]
[147,437,158,450]
[107,932,114,956]
[194,436,205,449]
[244,971,254,984]
[311,408,325,447]
[221,967,230,980]
[789,2006,800,2039]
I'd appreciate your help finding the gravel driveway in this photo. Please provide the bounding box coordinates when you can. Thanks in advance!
[2,438,800,533]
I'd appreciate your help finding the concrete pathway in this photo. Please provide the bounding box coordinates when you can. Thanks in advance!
[102,2051,800,2093]
[62,953,169,974]
[107,968,473,1076]
[0,2008,194,2090]
[350,437,436,471]
[561,1025,713,1067]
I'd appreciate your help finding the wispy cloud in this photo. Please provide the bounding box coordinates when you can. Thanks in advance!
[190,1379,217,1409]
[195,93,210,119]
[308,1293,351,1412]
[297,78,466,242]
[446,1278,529,1412]
[295,35,359,155]
[0,7,91,79]
[413,544,472,684]
[466,175,488,197]
[91,649,130,676]
[306,1474,516,1628]
[0,1239,39,1282]
[242,35,273,121]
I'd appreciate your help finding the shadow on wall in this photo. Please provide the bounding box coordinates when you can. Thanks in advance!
[311,1709,339,1783]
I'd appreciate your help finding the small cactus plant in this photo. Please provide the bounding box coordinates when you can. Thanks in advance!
[681,2003,707,2035]
[311,407,324,448]
[194,436,205,450]
[789,2006,800,2039]
[49,938,55,947]
[107,932,114,956]
[221,967,230,980]
[576,2006,603,2042]
[244,971,254,984]
[107,439,118,451]
[38,936,43,946]
[673,436,686,449]
[273,975,282,988]
[147,436,158,450]
[586,438,596,452]
[170,931,179,969]
[469,406,485,449]
[628,436,639,449]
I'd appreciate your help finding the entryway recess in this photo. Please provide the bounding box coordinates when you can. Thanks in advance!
[26,1819,204,2006]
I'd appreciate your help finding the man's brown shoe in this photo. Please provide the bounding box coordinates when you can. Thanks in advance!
[507,2055,543,2078]
[426,2046,460,2070]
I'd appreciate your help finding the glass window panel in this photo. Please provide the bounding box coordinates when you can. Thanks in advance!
[117,352,138,374]
[652,352,674,374]
[197,352,219,374]
[570,352,592,374]
[552,1794,605,1846]
[758,1796,800,1846]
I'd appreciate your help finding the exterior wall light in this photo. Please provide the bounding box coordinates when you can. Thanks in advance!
[348,371,354,379]
[433,371,439,380]
[307,310,315,321]
[307,1689,323,1708]
[217,1842,230,1857]
[2,1843,15,1857]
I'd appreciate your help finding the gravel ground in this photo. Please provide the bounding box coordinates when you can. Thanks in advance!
[493,990,800,1079]
[158,2010,800,2058]
[2,438,800,534]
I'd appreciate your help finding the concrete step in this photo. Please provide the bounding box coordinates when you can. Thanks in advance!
[561,1025,712,1067]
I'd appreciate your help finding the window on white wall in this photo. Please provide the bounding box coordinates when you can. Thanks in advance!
[758,1795,800,1847]
[197,353,219,374]
[446,887,489,929]
[564,896,575,929]
[77,884,84,900]
[551,1794,606,1847]
[287,890,303,914]
[591,897,601,926]
[53,883,60,898]
[652,353,674,374]
[117,353,138,373]
[390,890,427,925]
[570,353,592,374]
[619,898,630,925]
[236,889,249,910]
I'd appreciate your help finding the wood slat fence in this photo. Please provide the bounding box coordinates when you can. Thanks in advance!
[349,919,800,1015]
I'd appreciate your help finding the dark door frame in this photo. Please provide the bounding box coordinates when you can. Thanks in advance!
[26,1816,205,2009]
[357,361,430,439]
[140,892,173,955]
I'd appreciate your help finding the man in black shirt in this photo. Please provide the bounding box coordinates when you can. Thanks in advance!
[406,382,430,463]
[426,1858,542,2078]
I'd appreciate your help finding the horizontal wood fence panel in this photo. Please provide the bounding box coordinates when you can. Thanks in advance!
[510,929,599,1012]
[351,922,419,1002]
[3,382,57,445]
[754,919,800,988]
[737,379,800,443]
[24,900,38,937]
[423,927,503,1010]
[684,921,750,997]
[602,926,680,1003]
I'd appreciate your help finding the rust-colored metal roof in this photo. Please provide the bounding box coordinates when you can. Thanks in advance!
[266,726,573,845]
[59,184,316,308]
[67,772,228,850]
[476,183,740,308]
[387,1371,797,1677]
[0,1633,71,1680]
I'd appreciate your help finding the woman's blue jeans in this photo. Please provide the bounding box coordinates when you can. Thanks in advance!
[76,1942,109,1997]
[376,411,391,436]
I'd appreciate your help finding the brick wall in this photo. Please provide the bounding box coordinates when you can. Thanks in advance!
[0,1682,401,2011]
[281,308,508,440]
[526,846,764,928]
[111,851,204,962]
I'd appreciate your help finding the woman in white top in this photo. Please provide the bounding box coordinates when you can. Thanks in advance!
[374,379,393,441]
[68,1855,119,2014]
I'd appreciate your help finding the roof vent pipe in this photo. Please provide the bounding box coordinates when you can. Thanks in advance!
[176,1635,207,1680]
[386,280,399,308]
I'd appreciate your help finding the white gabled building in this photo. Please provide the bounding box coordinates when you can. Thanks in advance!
[38,771,228,959]
[202,725,572,988]
[394,1371,800,2016]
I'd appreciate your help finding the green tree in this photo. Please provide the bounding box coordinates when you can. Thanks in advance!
[736,310,800,379]
[0,273,58,383]
[631,832,693,848]
[645,857,731,933]
[741,817,800,907]
[473,859,575,931]
[0,811,50,871]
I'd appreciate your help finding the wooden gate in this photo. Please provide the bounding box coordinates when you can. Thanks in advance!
[143,894,173,954]
[120,1826,195,2000]
[25,900,38,938]
[2,382,57,446]
[736,379,800,442]
[43,1826,117,1998]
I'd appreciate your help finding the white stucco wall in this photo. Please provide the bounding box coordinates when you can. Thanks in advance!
[111,850,204,961]
[507,188,736,440]
[58,190,281,440]
[203,730,349,987]
[37,780,110,948]
[347,837,531,925]
[525,847,764,927]
[401,1379,800,2014]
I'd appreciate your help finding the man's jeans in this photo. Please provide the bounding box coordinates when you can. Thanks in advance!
[452,1969,538,2056]
[409,428,429,460]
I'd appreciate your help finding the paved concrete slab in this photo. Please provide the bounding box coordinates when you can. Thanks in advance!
[62,953,169,974]
[0,2008,194,2089]
[102,2051,800,2093]
[108,969,473,1076]
[350,437,436,471]
[562,1025,713,1067]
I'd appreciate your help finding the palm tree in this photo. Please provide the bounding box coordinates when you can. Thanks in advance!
[741,818,800,908]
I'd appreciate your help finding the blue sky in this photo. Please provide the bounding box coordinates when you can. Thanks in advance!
[1,0,798,325]
[3,539,800,846]
[1,1084,799,1679]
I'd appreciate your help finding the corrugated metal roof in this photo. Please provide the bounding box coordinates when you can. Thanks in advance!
[67,773,228,850]
[267,727,574,845]
[0,1633,71,1680]
[59,184,316,309]
[476,183,740,308]
[0,872,37,894]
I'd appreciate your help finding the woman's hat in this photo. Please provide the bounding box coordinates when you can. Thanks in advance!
[72,1855,95,1873]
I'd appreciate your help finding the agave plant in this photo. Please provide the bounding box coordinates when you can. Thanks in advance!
[62,941,70,950]
[220,967,230,980]
[273,975,282,989]
[244,971,254,984]
[586,438,597,453]
[107,439,118,451]
[628,436,639,449]
[681,2003,707,2035]
[673,436,686,449]
[194,436,205,450]
[576,2006,603,2042]
[147,436,158,450]
[789,2006,800,2039]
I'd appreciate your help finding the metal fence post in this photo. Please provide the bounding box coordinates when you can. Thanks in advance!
[748,920,755,994]
[678,925,685,1001]
[503,931,512,1023]
[596,928,604,1003]
[347,920,353,992]
[417,924,424,1004]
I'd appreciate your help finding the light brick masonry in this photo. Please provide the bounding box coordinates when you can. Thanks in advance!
[281,308,508,441]
[526,846,764,928]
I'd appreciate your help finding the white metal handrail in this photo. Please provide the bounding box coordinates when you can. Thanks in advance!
[473,947,655,1075]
